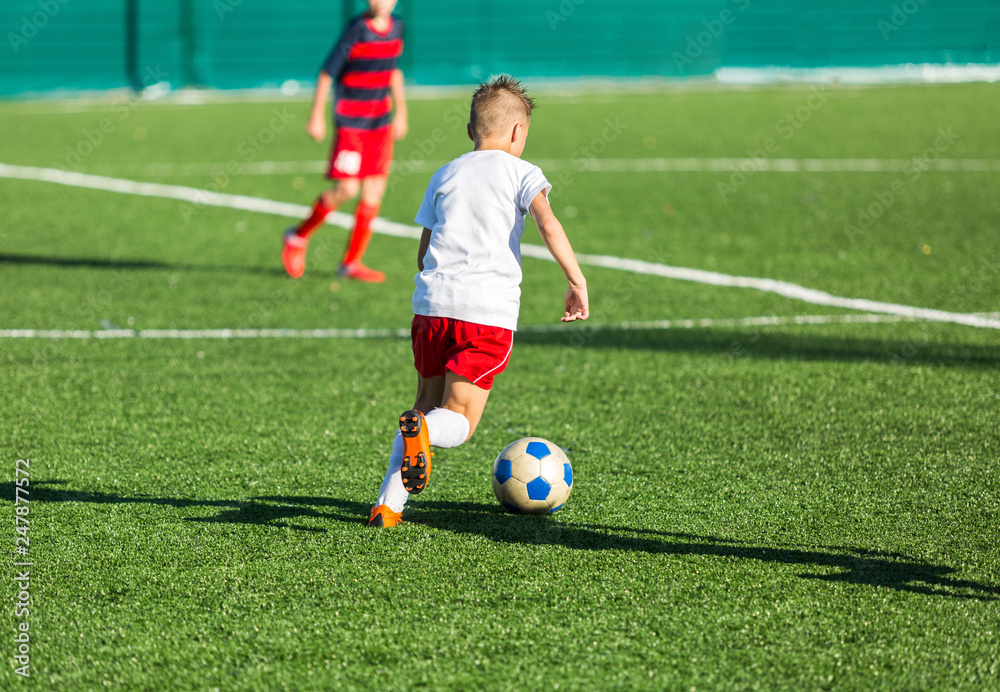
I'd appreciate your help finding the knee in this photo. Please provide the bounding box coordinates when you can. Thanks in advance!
[330,180,359,204]
[463,417,478,441]
[425,407,472,448]
[360,177,387,206]
[320,188,341,208]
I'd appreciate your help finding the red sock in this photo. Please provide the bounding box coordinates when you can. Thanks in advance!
[342,201,379,265]
[296,197,335,239]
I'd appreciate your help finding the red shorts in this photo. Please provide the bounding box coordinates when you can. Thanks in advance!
[411,315,514,391]
[328,125,393,179]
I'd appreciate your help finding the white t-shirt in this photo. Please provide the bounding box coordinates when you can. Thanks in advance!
[413,149,551,331]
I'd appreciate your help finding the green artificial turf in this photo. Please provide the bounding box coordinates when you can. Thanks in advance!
[1,83,998,690]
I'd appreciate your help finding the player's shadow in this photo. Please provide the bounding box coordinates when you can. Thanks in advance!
[400,499,1000,602]
[0,481,361,533]
[11,482,997,601]
[517,324,1000,368]
[0,251,330,278]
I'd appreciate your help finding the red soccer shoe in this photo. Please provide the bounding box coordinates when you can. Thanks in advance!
[282,229,309,279]
[338,261,385,283]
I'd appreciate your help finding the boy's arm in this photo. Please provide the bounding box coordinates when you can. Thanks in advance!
[306,71,333,142]
[528,191,589,322]
[390,69,408,141]
[417,227,432,271]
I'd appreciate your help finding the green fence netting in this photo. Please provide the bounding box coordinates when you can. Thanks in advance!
[2,0,998,95]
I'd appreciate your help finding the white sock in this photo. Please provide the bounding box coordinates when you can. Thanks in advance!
[375,410,470,513]
[425,408,471,449]
[376,432,408,513]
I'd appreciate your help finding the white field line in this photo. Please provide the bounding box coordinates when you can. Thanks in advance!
[82,157,1000,176]
[2,162,998,331]
[0,327,409,340]
[0,314,926,340]
[576,158,1000,173]
[0,161,345,228]
[559,250,1000,329]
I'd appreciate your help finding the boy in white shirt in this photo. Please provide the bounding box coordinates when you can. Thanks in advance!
[369,75,589,527]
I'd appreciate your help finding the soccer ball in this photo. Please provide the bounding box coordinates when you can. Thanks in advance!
[491,437,573,514]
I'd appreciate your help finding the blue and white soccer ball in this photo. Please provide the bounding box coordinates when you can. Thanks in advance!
[491,437,573,514]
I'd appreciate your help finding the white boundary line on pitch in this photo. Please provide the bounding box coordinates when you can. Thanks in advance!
[2,162,998,331]
[0,314,932,340]
[78,157,1000,177]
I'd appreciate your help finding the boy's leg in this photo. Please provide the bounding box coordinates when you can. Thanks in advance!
[294,180,360,240]
[413,373,446,415]
[439,372,491,440]
[282,178,360,278]
[396,374,445,495]
[371,373,491,521]
[338,175,388,283]
[370,431,406,527]
[371,318,504,523]
[369,375,445,525]
[398,373,487,494]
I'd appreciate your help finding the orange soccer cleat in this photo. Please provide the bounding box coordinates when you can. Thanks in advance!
[368,504,402,528]
[282,229,309,278]
[398,409,433,494]
[337,261,385,283]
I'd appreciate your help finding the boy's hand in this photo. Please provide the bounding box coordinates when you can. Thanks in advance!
[307,72,332,142]
[305,115,327,143]
[393,109,409,140]
[528,191,590,323]
[389,69,407,140]
[562,284,589,322]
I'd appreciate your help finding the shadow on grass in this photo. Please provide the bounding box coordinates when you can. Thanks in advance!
[4,254,997,368]
[9,482,997,602]
[517,324,1000,368]
[3,481,351,533]
[0,251,337,279]
[401,500,1000,602]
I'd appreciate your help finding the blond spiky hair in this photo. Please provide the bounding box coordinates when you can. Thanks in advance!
[469,75,536,140]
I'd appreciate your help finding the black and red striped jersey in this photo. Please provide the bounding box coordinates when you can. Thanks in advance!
[321,13,404,131]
